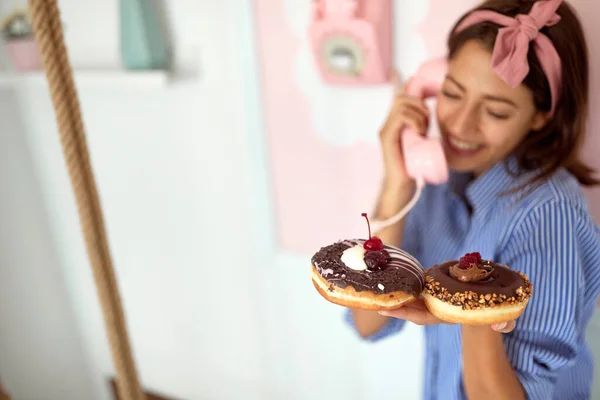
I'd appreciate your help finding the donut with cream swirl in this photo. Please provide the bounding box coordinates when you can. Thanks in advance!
[311,239,425,310]
[422,252,533,325]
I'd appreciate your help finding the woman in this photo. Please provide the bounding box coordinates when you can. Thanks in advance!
[346,0,600,399]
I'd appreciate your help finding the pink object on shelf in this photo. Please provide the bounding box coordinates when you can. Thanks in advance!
[5,37,42,72]
[309,0,393,85]
[402,57,449,185]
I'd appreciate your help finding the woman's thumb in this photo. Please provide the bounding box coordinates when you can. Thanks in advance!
[390,68,413,98]
[390,68,405,97]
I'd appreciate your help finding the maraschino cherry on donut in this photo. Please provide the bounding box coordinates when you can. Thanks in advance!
[422,252,533,325]
[360,213,391,271]
[451,252,494,282]
[310,213,425,311]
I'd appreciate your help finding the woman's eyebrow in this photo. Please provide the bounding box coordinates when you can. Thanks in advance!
[447,75,518,108]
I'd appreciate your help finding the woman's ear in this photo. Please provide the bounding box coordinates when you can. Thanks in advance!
[532,110,552,131]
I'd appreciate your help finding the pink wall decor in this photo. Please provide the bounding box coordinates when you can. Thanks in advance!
[254,0,385,254]
[5,38,42,72]
[309,0,393,85]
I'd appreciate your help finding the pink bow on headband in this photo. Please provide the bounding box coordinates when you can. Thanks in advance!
[455,0,563,114]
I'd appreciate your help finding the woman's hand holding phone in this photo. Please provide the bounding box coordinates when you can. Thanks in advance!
[379,71,431,190]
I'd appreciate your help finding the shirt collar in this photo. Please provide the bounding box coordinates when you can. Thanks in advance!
[447,157,525,215]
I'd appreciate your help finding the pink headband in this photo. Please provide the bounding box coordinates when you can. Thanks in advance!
[454,0,563,115]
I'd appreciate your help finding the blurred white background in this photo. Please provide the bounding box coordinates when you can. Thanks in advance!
[0,0,598,399]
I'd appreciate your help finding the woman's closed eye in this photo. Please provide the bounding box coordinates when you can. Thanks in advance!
[442,90,461,100]
[486,109,510,120]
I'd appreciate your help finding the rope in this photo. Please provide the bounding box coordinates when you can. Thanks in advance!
[28,1,145,399]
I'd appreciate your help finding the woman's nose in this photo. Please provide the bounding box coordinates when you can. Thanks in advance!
[447,104,479,136]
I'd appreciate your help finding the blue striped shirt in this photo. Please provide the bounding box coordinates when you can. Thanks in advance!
[345,159,600,400]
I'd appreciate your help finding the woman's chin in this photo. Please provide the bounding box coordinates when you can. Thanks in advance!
[444,152,477,173]
[443,146,489,174]
[446,156,497,176]
[447,163,475,174]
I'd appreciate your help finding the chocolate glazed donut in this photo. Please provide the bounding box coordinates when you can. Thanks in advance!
[311,239,425,310]
[422,252,533,325]
[311,212,425,310]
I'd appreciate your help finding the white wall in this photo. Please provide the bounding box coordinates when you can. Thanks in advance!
[0,0,404,397]
[0,89,100,399]
[0,1,599,400]
[0,1,270,399]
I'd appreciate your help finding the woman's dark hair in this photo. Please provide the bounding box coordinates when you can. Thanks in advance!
[448,0,599,187]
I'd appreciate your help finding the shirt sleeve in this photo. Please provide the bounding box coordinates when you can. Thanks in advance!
[498,200,583,399]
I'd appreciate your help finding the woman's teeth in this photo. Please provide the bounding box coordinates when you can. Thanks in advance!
[448,136,481,150]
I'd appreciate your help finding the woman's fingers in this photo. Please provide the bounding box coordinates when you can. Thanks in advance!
[390,68,404,96]
[400,97,430,117]
[378,299,443,326]
[387,94,430,118]
[380,104,428,140]
[491,320,516,333]
[378,297,516,332]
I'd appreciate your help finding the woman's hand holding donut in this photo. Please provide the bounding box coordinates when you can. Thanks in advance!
[379,300,516,333]
[378,298,442,325]
[489,320,516,333]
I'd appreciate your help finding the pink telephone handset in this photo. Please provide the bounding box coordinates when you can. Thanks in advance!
[371,58,449,232]
[402,57,449,185]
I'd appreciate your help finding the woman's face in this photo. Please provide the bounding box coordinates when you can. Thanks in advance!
[436,40,549,176]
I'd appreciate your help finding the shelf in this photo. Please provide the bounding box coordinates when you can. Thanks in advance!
[0,68,195,89]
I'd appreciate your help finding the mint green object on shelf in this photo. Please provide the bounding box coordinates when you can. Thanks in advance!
[119,0,168,70]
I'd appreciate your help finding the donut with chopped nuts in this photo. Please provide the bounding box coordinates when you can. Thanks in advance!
[422,252,533,325]
[311,214,425,310]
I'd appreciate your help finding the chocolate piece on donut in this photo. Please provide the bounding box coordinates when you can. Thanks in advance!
[422,252,533,325]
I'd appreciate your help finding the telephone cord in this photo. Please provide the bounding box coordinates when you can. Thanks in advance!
[371,177,425,233]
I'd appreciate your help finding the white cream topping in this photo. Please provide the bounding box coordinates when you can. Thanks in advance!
[340,244,368,271]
